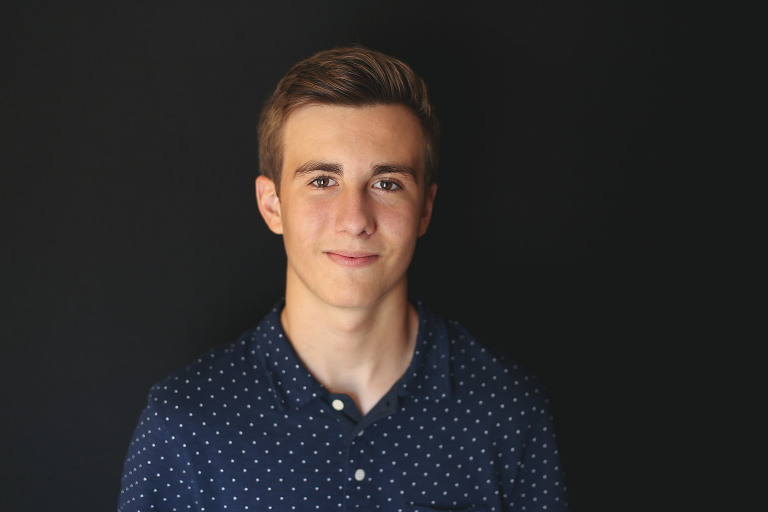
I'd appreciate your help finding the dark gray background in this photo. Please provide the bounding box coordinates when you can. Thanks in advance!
[2,2,681,510]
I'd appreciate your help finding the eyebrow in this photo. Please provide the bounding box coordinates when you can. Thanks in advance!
[294,160,343,177]
[294,160,417,181]
[371,163,417,181]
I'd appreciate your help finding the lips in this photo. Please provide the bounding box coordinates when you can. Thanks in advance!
[325,251,379,267]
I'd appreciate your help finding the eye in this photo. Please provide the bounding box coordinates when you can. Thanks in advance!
[310,176,337,188]
[373,179,401,191]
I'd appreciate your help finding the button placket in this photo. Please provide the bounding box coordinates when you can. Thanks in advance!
[346,436,369,491]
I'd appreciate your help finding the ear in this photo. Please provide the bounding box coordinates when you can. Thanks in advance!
[418,182,438,237]
[255,175,283,234]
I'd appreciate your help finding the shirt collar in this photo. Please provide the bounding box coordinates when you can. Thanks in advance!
[398,300,453,401]
[250,299,453,412]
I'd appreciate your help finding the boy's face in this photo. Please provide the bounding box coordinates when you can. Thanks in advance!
[256,103,436,309]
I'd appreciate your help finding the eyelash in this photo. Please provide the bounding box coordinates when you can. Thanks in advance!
[309,176,337,188]
[372,179,402,191]
[309,176,402,191]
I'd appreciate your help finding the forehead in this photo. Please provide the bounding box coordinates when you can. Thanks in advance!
[281,103,426,174]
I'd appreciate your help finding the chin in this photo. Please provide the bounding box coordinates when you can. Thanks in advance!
[323,293,381,310]
[320,284,394,310]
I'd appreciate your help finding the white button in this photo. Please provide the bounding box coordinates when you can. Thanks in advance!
[357,429,364,437]
[332,399,344,411]
[354,469,366,481]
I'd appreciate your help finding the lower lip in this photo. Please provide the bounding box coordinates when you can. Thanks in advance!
[326,253,379,267]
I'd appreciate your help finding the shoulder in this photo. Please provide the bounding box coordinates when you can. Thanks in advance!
[145,300,287,411]
[435,310,551,411]
[145,325,265,415]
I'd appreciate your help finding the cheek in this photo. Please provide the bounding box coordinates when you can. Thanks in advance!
[283,202,328,240]
[381,205,423,240]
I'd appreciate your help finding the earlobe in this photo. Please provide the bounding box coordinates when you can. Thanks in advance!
[418,183,438,237]
[255,175,283,234]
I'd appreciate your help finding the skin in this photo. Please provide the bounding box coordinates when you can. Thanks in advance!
[255,104,437,414]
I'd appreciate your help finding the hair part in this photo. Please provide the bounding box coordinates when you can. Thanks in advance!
[258,46,440,195]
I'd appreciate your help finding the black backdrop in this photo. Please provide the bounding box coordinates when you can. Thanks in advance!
[1,2,678,510]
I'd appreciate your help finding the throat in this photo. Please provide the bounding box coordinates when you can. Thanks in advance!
[280,301,419,416]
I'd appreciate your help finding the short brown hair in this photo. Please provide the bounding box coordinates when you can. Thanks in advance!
[257,46,440,195]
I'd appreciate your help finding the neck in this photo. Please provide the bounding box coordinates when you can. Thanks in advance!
[280,285,418,415]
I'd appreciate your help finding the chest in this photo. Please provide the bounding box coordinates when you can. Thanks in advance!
[182,402,519,511]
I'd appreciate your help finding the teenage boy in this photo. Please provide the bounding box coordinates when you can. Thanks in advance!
[119,46,571,511]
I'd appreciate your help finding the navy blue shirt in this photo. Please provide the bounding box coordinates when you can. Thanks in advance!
[119,301,570,511]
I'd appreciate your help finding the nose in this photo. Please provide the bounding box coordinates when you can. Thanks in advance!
[335,188,376,237]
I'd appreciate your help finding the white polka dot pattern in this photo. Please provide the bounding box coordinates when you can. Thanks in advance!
[118,301,570,511]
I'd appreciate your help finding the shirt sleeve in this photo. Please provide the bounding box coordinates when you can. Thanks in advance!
[505,395,571,511]
[118,397,200,512]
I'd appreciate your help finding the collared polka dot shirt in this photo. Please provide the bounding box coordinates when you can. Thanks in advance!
[118,301,571,511]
